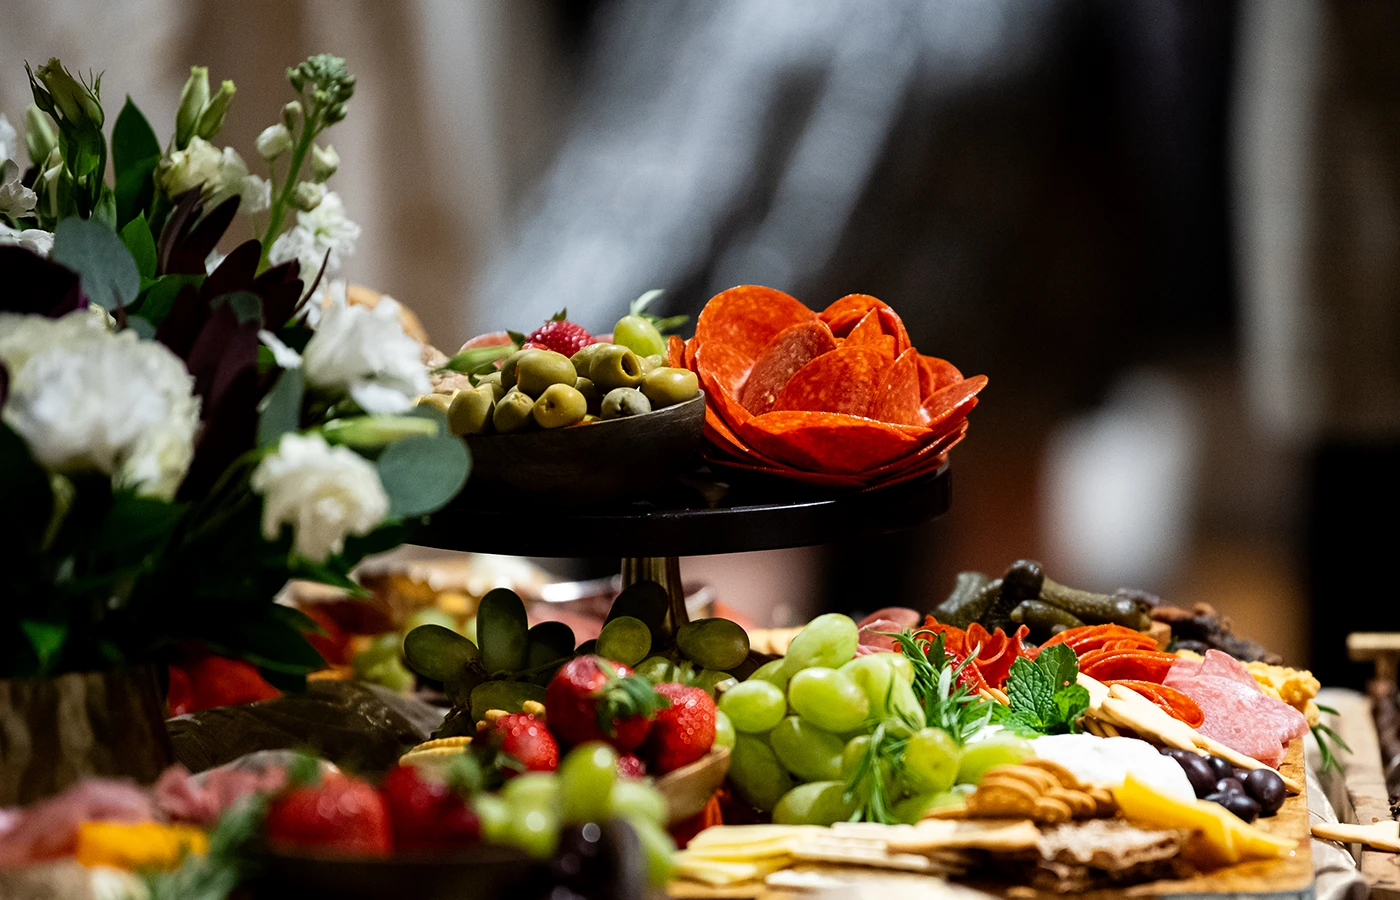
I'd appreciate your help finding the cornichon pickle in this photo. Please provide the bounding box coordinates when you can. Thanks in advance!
[932,571,991,628]
[478,587,530,673]
[984,560,1043,630]
[1009,599,1086,633]
[1039,577,1150,629]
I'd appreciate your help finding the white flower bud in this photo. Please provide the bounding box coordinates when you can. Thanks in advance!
[310,144,339,182]
[291,180,325,212]
[256,124,293,160]
[281,100,304,132]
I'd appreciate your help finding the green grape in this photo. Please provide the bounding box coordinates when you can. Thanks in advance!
[780,614,859,674]
[892,789,969,824]
[840,735,893,787]
[362,655,415,692]
[713,710,736,750]
[729,735,793,812]
[902,727,961,794]
[613,314,668,357]
[772,781,858,826]
[606,581,669,639]
[717,680,787,733]
[788,668,869,732]
[351,634,400,679]
[402,624,479,682]
[611,778,668,826]
[472,793,511,843]
[956,733,1033,784]
[469,680,546,720]
[880,651,915,684]
[750,658,792,689]
[628,816,678,887]
[768,716,844,782]
[501,771,559,808]
[507,803,560,858]
[558,742,617,823]
[477,588,529,673]
[596,616,652,667]
[462,616,478,644]
[632,655,675,683]
[691,668,738,699]
[840,655,923,729]
[675,618,750,671]
[403,608,458,635]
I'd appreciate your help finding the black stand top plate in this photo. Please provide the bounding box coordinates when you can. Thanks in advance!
[419,466,952,558]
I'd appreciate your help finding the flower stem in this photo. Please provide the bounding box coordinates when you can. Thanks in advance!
[257,113,319,273]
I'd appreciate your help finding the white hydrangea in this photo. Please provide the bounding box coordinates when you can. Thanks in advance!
[267,191,360,280]
[250,432,389,563]
[300,289,429,413]
[0,312,200,499]
[155,137,269,214]
[0,222,54,257]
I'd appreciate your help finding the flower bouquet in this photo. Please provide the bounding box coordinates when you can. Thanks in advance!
[0,55,468,800]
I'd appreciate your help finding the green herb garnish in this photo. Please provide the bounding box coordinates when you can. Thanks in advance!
[1312,704,1351,775]
[992,643,1090,737]
[887,629,994,744]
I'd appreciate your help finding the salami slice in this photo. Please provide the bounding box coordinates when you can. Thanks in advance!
[772,346,888,417]
[738,410,924,473]
[871,349,925,426]
[917,355,964,400]
[737,321,838,415]
[693,285,816,393]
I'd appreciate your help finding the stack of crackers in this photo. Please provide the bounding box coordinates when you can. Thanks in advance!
[960,760,1115,825]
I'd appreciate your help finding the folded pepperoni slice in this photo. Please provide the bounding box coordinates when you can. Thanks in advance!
[737,321,838,415]
[820,294,911,353]
[871,349,924,427]
[772,346,888,417]
[923,375,988,429]
[667,334,686,369]
[738,411,924,474]
[693,285,816,393]
[917,355,964,400]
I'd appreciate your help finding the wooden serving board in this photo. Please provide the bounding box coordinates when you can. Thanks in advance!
[1331,689,1400,900]
[992,740,1313,900]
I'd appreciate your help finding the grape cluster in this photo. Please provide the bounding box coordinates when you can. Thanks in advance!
[470,741,675,886]
[718,614,1033,824]
[403,587,576,735]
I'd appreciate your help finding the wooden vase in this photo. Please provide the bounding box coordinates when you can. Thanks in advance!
[0,665,173,805]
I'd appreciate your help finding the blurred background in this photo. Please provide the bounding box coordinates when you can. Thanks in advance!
[5,0,1397,684]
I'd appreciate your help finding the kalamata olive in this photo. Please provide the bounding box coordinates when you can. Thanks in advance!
[1233,768,1252,782]
[1206,756,1235,782]
[1218,792,1261,823]
[1175,754,1217,798]
[1243,769,1286,815]
[1215,777,1245,796]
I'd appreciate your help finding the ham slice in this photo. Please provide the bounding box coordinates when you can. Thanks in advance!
[1164,652,1309,767]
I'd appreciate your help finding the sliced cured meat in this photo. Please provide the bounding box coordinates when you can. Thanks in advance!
[738,410,924,474]
[693,285,816,393]
[737,321,838,414]
[772,346,888,417]
[856,620,905,655]
[858,608,923,631]
[871,349,925,427]
[1199,649,1264,689]
[917,355,963,398]
[1164,658,1310,767]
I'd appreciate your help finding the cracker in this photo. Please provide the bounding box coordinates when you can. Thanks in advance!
[1033,796,1074,825]
[1021,759,1083,791]
[968,784,1039,819]
[883,818,1042,853]
[1049,788,1098,819]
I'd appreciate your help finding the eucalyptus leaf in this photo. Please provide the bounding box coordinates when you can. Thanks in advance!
[125,316,156,339]
[375,434,470,518]
[119,213,157,279]
[51,217,141,311]
[256,367,305,449]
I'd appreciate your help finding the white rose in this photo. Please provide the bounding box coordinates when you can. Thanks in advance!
[250,432,389,563]
[0,312,200,499]
[301,291,429,413]
[156,137,268,213]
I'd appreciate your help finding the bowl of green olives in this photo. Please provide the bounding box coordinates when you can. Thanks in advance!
[450,343,706,505]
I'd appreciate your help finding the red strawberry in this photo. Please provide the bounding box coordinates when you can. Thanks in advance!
[460,331,515,350]
[487,712,560,775]
[380,765,480,851]
[616,753,648,779]
[265,775,392,856]
[644,683,716,774]
[524,311,594,357]
[545,656,670,752]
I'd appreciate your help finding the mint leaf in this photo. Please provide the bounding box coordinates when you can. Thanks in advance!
[1005,656,1055,720]
[1036,643,1079,691]
[1052,685,1091,732]
[993,708,1046,738]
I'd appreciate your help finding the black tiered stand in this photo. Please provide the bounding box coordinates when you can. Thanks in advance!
[420,466,953,636]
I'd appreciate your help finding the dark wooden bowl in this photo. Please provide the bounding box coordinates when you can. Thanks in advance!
[462,393,705,505]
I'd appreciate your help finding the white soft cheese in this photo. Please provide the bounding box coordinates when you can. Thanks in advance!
[1030,734,1195,801]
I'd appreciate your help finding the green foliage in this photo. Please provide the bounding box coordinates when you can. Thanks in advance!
[887,629,993,745]
[51,216,140,310]
[992,644,1090,737]
[376,433,472,518]
[257,367,306,449]
[26,59,113,225]
[111,98,160,227]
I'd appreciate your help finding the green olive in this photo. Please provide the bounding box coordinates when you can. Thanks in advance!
[591,345,644,391]
[514,349,575,397]
[498,349,531,390]
[569,343,609,381]
[532,383,588,428]
[416,393,452,413]
[475,373,505,401]
[641,367,699,408]
[638,354,661,376]
[448,388,494,435]
[492,389,536,432]
[477,371,503,387]
[600,387,652,420]
[575,376,603,415]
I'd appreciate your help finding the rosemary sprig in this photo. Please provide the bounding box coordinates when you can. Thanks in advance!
[886,628,994,745]
[1312,704,1351,775]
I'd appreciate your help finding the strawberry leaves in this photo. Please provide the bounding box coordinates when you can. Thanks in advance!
[591,660,670,736]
